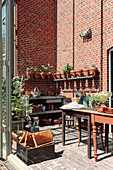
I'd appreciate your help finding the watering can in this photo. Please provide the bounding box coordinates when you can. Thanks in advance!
[33,87,40,97]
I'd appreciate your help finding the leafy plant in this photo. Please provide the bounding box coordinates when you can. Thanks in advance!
[34,67,38,72]
[63,63,73,75]
[86,91,112,106]
[39,63,53,74]
[84,65,87,69]
[91,63,96,68]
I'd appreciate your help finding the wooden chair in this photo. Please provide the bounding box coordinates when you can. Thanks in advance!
[78,118,104,149]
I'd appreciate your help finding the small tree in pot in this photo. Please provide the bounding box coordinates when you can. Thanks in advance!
[63,63,73,78]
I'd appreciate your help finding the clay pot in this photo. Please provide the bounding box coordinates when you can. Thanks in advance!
[34,72,40,79]
[26,72,34,79]
[40,73,47,79]
[70,70,76,78]
[83,69,89,76]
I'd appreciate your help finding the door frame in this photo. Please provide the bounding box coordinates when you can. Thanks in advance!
[109,48,113,107]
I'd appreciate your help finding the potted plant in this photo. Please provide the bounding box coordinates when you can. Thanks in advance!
[63,64,73,78]
[70,69,76,78]
[47,63,53,79]
[86,91,112,111]
[34,67,40,79]
[83,66,89,76]
[39,65,48,79]
[89,63,97,76]
[12,77,33,131]
[26,67,34,79]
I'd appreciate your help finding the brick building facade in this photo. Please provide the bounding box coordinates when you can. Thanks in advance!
[16,0,113,102]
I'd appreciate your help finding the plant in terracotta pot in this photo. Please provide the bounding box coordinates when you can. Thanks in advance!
[70,69,76,78]
[34,67,40,79]
[12,77,33,131]
[39,65,47,79]
[83,66,89,76]
[26,67,34,79]
[89,63,97,76]
[47,63,53,79]
[86,91,112,112]
[63,64,73,78]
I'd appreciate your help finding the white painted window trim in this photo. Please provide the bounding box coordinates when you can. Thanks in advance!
[109,48,113,108]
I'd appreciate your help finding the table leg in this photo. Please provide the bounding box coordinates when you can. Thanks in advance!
[62,112,65,145]
[112,125,113,152]
[88,116,91,159]
[105,124,109,153]
[78,118,81,147]
[92,119,97,162]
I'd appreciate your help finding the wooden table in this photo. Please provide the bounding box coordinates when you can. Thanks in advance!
[61,108,91,159]
[61,107,113,162]
[91,111,113,162]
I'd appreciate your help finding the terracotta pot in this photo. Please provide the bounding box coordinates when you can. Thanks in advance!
[26,72,34,79]
[83,69,89,76]
[70,70,76,78]
[48,73,53,80]
[76,70,82,77]
[88,67,97,76]
[103,107,113,114]
[34,72,40,79]
[40,73,47,79]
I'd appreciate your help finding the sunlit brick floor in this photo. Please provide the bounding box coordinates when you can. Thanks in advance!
[28,124,113,170]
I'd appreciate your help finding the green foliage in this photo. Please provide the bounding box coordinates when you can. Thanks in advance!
[84,65,87,69]
[39,63,53,74]
[34,67,38,72]
[91,63,96,67]
[86,92,112,106]
[63,63,73,75]
[2,77,33,121]
[12,77,33,116]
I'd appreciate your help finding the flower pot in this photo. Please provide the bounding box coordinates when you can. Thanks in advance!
[103,107,113,114]
[40,73,47,79]
[26,72,34,79]
[70,70,76,78]
[76,70,82,77]
[48,73,53,80]
[34,72,40,79]
[88,67,97,76]
[83,69,89,76]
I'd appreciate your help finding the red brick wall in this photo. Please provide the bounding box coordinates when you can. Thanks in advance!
[57,0,74,72]
[57,0,113,101]
[17,0,56,92]
[75,0,113,92]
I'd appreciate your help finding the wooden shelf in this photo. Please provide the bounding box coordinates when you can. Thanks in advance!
[25,76,97,82]
[29,110,62,116]
[25,78,53,82]
[54,76,96,81]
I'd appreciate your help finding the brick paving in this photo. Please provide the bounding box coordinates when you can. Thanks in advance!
[28,124,113,170]
[4,124,113,169]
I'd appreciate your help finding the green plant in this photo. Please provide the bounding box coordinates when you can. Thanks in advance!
[84,66,87,69]
[86,91,112,106]
[91,63,96,68]
[26,67,31,72]
[34,67,38,72]
[63,63,73,75]
[12,77,33,130]
[39,63,53,74]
